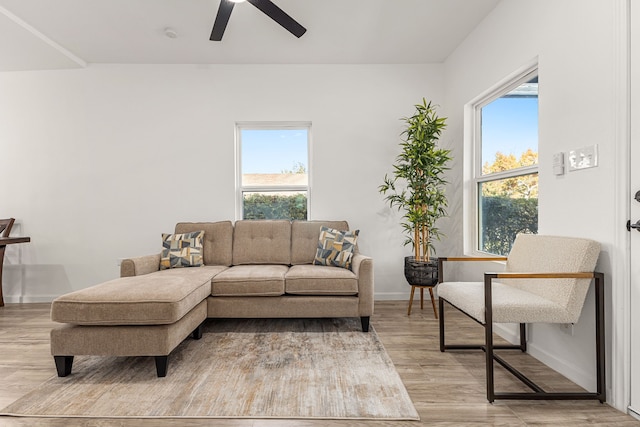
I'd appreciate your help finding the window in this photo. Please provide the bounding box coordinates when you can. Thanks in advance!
[236,123,310,220]
[472,69,538,255]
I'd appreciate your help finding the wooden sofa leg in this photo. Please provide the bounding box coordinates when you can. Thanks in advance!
[54,356,74,377]
[360,316,370,332]
[155,356,168,377]
[192,322,203,340]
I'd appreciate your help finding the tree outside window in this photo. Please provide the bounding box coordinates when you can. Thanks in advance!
[476,73,538,255]
[237,124,310,220]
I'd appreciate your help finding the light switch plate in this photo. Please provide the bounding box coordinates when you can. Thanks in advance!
[553,152,565,175]
[568,144,598,172]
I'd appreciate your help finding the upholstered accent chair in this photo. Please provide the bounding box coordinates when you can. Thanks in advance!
[436,234,605,402]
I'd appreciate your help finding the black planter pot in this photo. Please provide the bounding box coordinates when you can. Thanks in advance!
[404,256,439,287]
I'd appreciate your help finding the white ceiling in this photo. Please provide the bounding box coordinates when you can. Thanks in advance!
[0,0,500,71]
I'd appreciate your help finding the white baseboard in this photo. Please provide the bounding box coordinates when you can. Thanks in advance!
[3,294,56,303]
[493,323,520,344]
[374,292,411,300]
[493,324,595,392]
[526,341,595,392]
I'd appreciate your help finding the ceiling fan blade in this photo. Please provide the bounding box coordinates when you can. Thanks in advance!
[247,0,306,38]
[210,0,235,41]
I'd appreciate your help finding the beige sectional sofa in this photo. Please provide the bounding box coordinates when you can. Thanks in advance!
[50,220,374,377]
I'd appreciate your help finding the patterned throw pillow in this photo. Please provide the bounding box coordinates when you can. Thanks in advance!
[160,231,205,270]
[313,226,359,270]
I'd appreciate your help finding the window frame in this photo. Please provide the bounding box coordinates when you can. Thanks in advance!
[464,60,539,256]
[235,121,312,220]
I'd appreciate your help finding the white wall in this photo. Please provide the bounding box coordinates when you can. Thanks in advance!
[0,63,443,301]
[443,0,622,402]
[1,0,626,409]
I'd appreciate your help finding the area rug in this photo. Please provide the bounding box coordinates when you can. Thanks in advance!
[0,318,419,420]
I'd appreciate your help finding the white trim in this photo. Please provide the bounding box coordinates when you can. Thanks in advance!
[3,294,57,304]
[464,58,539,256]
[235,122,312,220]
[0,5,87,68]
[234,124,243,219]
[241,185,308,192]
[463,103,476,254]
[527,340,596,392]
[374,292,414,301]
[470,62,539,110]
[475,165,538,183]
[612,0,632,413]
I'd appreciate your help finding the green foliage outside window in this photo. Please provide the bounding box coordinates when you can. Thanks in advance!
[480,195,538,255]
[243,193,307,220]
[480,150,538,256]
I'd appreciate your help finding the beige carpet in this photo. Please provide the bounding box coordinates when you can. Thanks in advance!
[0,318,419,420]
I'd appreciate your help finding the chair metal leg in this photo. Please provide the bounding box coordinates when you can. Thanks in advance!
[484,273,605,402]
[0,246,6,307]
[595,272,606,402]
[438,264,605,403]
[439,296,445,352]
[484,273,496,403]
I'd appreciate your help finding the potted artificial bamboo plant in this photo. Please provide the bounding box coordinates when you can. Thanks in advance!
[379,98,452,289]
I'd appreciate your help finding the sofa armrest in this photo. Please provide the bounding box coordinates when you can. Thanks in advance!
[352,253,374,317]
[120,254,161,277]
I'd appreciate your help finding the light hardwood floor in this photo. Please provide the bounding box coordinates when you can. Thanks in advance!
[0,301,638,426]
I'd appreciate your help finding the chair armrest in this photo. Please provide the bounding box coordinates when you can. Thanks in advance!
[437,256,508,283]
[352,253,374,317]
[439,257,509,262]
[481,271,604,324]
[120,254,161,277]
[485,271,600,279]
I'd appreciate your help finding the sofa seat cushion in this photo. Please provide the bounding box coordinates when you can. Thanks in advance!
[51,266,225,326]
[211,265,288,296]
[285,265,358,296]
[437,281,570,324]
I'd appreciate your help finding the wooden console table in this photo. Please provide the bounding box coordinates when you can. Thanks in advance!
[0,237,31,307]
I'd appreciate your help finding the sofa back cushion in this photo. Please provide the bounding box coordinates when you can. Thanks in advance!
[291,220,349,265]
[175,221,233,266]
[232,220,292,265]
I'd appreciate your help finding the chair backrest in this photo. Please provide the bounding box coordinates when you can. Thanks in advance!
[0,218,15,238]
[505,234,600,322]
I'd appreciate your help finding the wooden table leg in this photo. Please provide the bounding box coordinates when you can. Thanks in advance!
[429,287,438,319]
[407,285,416,315]
[0,237,31,307]
[0,245,6,307]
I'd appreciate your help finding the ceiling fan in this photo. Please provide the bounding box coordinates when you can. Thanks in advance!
[210,0,307,41]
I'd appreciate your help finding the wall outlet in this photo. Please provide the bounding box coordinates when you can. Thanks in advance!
[559,323,574,336]
[568,144,598,171]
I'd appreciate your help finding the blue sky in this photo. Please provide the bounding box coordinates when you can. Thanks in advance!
[481,97,538,164]
[241,129,308,174]
[240,97,537,174]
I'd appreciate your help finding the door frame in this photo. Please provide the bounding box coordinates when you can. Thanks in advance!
[612,0,632,414]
